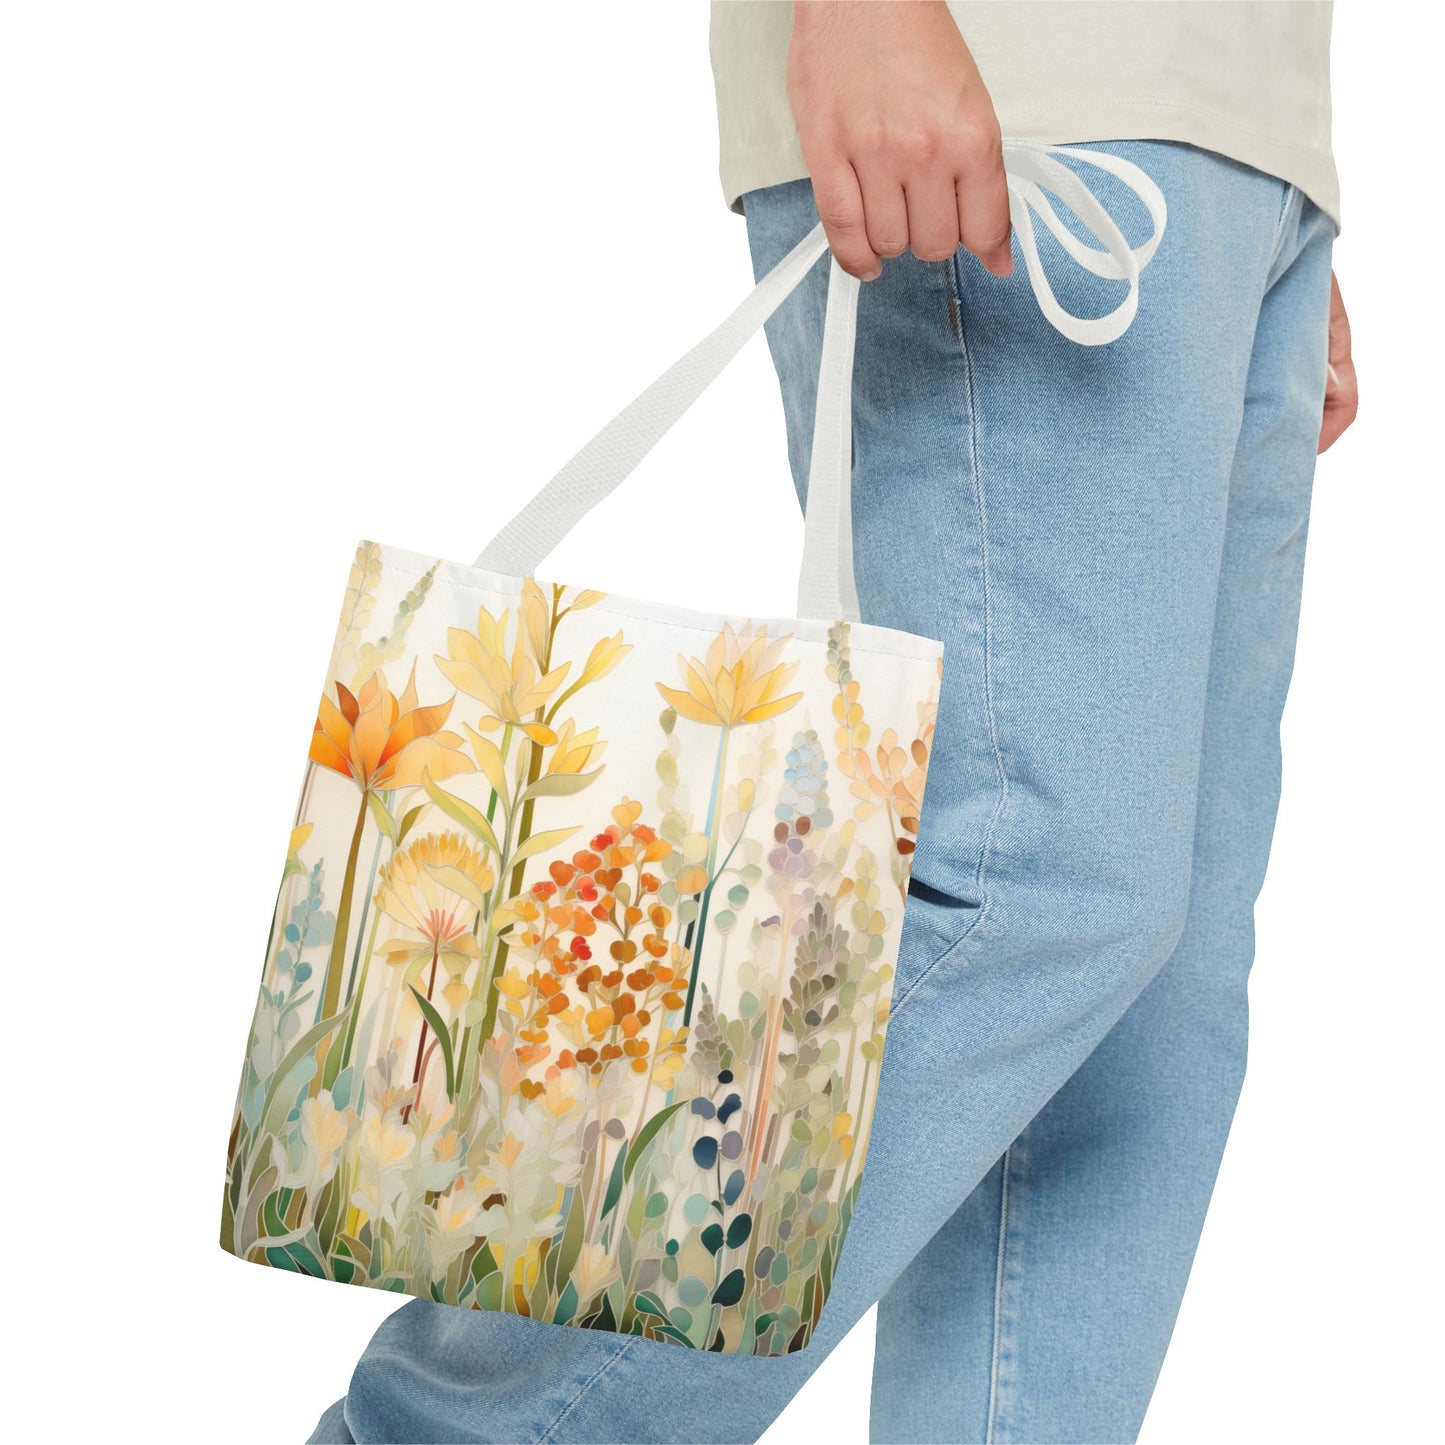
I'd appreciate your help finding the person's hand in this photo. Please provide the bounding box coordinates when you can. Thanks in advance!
[786,0,1011,281]
[1318,272,1357,452]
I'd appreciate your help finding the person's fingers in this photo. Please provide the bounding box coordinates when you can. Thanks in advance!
[1318,356,1358,452]
[903,175,962,262]
[813,163,881,281]
[1318,272,1357,453]
[956,127,1013,277]
[856,170,910,261]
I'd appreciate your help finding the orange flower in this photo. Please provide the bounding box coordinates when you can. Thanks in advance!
[310,661,473,794]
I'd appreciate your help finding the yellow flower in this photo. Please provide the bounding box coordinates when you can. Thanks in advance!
[374,832,494,987]
[436,597,570,741]
[553,1004,586,1048]
[300,1093,353,1155]
[543,720,606,778]
[359,1114,414,1171]
[539,1071,582,1120]
[310,661,473,793]
[657,622,802,728]
[495,967,532,1000]
[650,1027,689,1089]
[564,631,630,697]
[494,1131,525,1171]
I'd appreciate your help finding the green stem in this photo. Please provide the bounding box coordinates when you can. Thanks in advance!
[456,725,512,1117]
[708,829,748,1001]
[336,903,383,1078]
[343,820,387,1007]
[403,949,441,1124]
[837,1055,871,1203]
[465,602,556,1108]
[320,791,368,1024]
[682,727,731,1026]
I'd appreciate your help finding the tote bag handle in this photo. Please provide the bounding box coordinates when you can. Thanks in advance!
[473,142,1167,623]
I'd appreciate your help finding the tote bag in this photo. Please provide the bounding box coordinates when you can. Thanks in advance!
[221,142,1164,1356]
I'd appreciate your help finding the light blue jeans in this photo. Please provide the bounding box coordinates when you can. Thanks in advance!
[310,141,1333,1444]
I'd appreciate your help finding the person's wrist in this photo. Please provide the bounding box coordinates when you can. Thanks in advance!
[791,0,951,34]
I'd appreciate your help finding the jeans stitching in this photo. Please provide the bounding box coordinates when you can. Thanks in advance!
[536,1334,641,1443]
[1267,182,1298,273]
[955,259,1010,922]
[985,1146,1015,1444]
[893,256,1010,1014]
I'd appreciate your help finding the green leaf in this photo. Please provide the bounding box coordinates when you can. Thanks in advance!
[255,1009,349,1153]
[511,825,580,867]
[397,804,426,845]
[409,986,456,1098]
[284,1238,328,1278]
[422,767,500,855]
[553,1279,580,1328]
[598,1140,630,1222]
[712,1268,745,1307]
[425,862,491,911]
[726,1213,752,1250]
[520,766,605,803]
[633,1290,670,1320]
[701,1223,724,1256]
[336,1233,370,1274]
[623,1101,687,1186]
[366,791,399,844]
[554,1185,586,1287]
[591,1291,618,1333]
[477,1270,504,1312]
[648,1323,697,1348]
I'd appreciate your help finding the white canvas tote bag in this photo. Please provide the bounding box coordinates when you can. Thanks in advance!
[221,143,1164,1356]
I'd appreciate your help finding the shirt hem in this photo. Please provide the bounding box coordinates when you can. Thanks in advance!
[719,101,1340,232]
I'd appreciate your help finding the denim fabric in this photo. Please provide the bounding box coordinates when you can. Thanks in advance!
[309,140,1333,1444]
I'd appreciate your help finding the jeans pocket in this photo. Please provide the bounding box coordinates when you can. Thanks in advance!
[889,875,987,1012]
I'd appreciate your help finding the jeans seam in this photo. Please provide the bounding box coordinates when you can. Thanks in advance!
[985,1146,1015,1444]
[1267,181,1298,272]
[956,259,1009,923]
[536,1335,641,1443]
[892,255,1010,1015]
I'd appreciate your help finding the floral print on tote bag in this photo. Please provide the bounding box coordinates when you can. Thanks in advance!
[222,540,941,1356]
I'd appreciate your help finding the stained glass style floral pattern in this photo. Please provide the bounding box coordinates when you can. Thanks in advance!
[223,540,942,1355]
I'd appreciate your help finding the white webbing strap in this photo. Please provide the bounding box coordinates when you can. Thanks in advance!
[798,257,861,622]
[473,142,1167,620]
[471,221,837,601]
[1003,143,1168,345]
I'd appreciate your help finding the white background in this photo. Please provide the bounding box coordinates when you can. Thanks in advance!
[2,3,1438,1442]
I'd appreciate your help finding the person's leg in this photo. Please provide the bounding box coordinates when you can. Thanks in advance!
[871,187,1334,1443]
[310,143,1299,1444]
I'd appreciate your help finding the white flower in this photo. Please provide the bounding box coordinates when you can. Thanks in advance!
[350,1111,415,1226]
[570,1242,620,1303]
[426,1181,485,1276]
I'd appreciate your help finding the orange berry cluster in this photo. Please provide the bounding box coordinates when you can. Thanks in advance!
[512,809,689,1079]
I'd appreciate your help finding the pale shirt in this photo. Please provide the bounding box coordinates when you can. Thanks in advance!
[710,0,1339,228]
